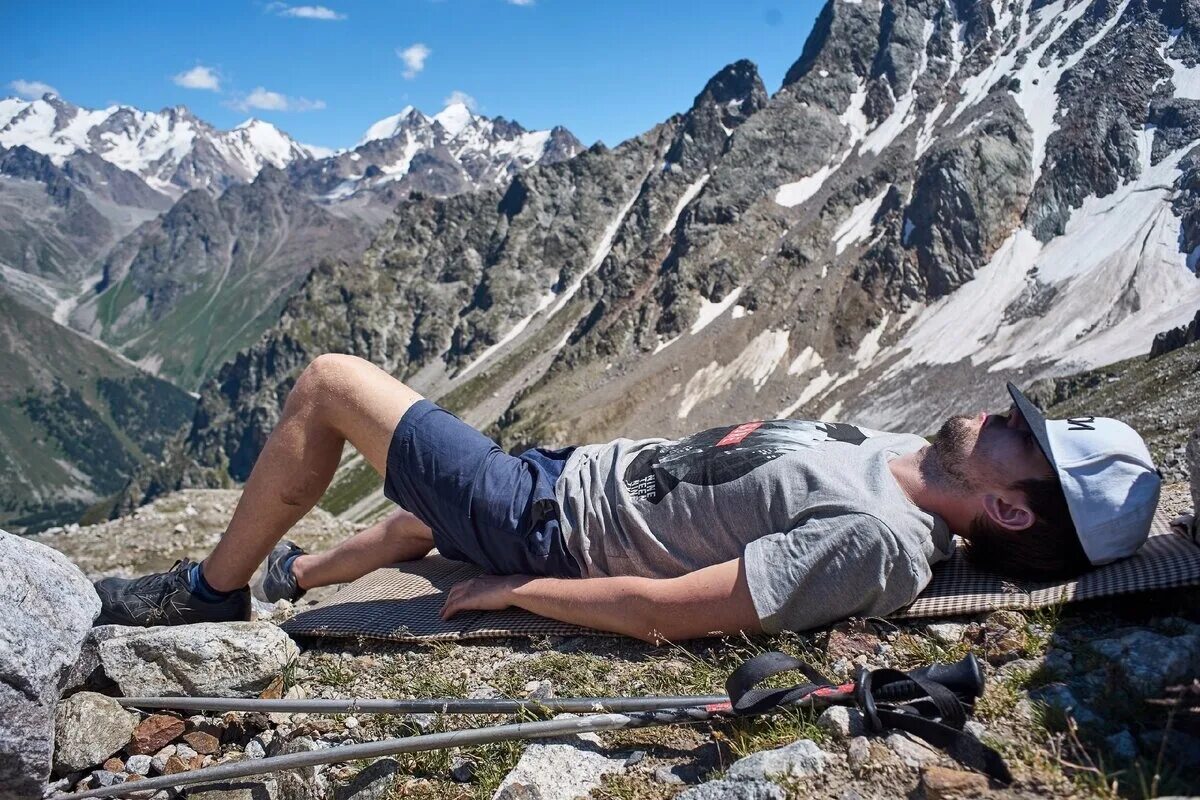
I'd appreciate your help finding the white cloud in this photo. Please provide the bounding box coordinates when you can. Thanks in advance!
[507,0,536,5]
[9,79,59,99]
[172,65,221,91]
[271,4,346,20]
[232,87,326,112]
[443,90,478,111]
[398,43,431,80]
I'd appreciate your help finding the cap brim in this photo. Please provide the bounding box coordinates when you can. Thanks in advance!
[1006,382,1058,472]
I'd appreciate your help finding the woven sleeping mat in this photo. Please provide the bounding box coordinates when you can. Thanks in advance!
[282,504,1199,642]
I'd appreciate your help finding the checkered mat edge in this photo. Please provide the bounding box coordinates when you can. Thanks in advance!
[282,505,1199,642]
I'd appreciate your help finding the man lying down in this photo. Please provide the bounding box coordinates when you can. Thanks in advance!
[96,355,1163,641]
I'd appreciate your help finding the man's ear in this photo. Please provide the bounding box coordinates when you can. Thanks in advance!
[980,492,1036,532]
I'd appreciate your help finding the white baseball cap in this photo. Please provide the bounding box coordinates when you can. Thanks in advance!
[1007,382,1162,565]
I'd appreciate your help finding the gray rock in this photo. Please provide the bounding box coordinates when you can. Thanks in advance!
[1139,729,1200,769]
[52,692,137,774]
[124,754,153,777]
[654,766,685,785]
[333,758,398,800]
[1089,630,1200,696]
[60,625,130,694]
[846,736,871,770]
[150,745,176,773]
[98,622,299,698]
[725,739,825,781]
[276,737,326,800]
[90,770,125,788]
[243,740,266,760]
[449,757,474,783]
[885,733,940,767]
[963,721,986,740]
[925,623,967,646]
[406,713,436,733]
[493,737,627,799]
[0,530,101,799]
[678,779,787,800]
[1106,730,1138,762]
[996,657,1043,683]
[816,706,865,741]
[1043,648,1073,677]
[1028,683,1100,727]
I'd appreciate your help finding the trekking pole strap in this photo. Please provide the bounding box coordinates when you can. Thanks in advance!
[724,651,1012,785]
[725,651,833,715]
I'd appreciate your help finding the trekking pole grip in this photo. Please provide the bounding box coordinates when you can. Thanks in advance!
[872,652,985,702]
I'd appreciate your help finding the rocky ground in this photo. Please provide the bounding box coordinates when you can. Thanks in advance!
[11,483,1196,800]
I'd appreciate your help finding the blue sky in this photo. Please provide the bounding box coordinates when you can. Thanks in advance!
[3,1,823,150]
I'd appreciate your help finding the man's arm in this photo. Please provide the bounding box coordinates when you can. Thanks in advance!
[440,558,761,643]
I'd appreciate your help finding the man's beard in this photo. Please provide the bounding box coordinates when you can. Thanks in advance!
[926,414,978,492]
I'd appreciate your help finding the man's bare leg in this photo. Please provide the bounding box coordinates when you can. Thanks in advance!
[202,354,423,592]
[290,508,434,590]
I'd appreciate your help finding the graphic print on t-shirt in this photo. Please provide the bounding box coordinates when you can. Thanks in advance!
[623,419,870,504]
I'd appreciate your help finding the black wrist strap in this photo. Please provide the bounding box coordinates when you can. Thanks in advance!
[724,651,1012,784]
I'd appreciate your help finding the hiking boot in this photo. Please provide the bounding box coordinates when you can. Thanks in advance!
[253,540,308,603]
[94,559,251,627]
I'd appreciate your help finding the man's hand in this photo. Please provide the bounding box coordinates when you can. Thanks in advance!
[441,574,532,619]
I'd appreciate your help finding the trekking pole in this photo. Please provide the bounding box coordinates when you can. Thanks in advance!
[117,694,728,715]
[52,706,736,800]
[54,653,990,799]
[115,652,984,716]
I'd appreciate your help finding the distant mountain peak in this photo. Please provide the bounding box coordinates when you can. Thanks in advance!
[0,94,310,197]
[432,102,475,136]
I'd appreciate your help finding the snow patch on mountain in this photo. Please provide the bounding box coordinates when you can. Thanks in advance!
[678,328,790,418]
[833,187,889,254]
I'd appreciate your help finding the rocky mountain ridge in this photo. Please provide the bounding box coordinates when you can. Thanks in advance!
[68,166,374,389]
[0,94,314,198]
[124,0,1200,520]
[289,101,582,208]
[0,94,582,526]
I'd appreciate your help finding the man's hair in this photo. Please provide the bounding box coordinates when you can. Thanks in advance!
[964,476,1090,580]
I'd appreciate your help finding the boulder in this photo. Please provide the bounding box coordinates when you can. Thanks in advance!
[1089,630,1200,696]
[493,734,627,800]
[61,625,133,694]
[725,738,825,781]
[0,530,100,799]
[52,692,137,775]
[99,622,299,698]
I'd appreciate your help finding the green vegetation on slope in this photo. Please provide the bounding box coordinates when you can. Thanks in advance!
[0,290,195,532]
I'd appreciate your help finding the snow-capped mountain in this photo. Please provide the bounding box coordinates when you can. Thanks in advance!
[148,0,1200,518]
[0,93,315,196]
[288,101,583,201]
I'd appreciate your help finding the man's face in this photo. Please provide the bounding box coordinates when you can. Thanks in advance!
[929,405,1055,493]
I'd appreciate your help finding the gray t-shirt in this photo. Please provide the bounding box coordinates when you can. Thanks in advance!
[554,418,953,633]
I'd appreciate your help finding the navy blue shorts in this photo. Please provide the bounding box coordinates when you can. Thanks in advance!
[383,399,581,578]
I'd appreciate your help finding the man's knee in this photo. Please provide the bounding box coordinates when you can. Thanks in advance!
[289,354,372,413]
